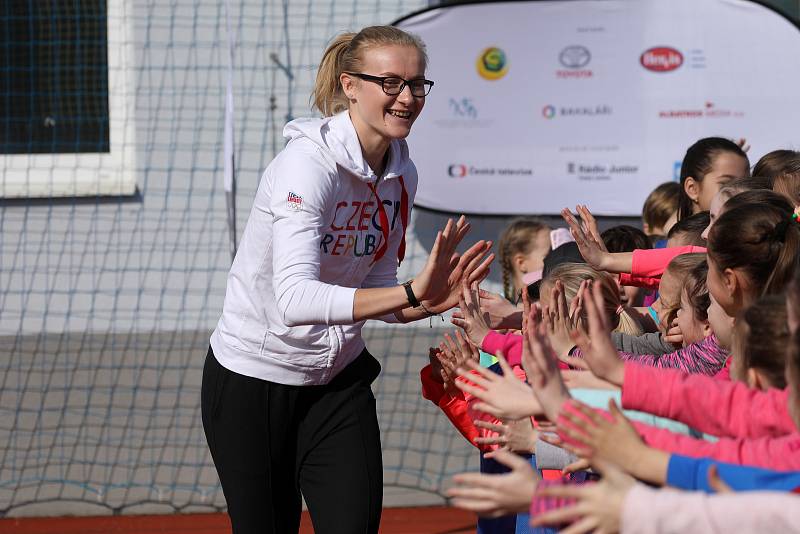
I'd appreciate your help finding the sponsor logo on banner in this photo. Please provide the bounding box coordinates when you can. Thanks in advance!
[641,47,706,72]
[449,98,478,119]
[641,47,683,71]
[658,101,744,119]
[557,45,593,78]
[567,162,638,181]
[476,47,508,80]
[448,164,468,178]
[448,164,533,177]
[542,104,612,118]
[434,98,494,129]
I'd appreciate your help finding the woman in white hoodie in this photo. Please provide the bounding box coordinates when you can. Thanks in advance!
[202,26,493,534]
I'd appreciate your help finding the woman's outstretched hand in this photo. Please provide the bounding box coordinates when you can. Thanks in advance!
[413,216,495,315]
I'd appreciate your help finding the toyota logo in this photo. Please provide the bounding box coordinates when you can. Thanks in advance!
[559,45,591,69]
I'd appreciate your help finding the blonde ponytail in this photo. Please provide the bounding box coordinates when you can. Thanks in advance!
[311,26,428,117]
[313,33,356,117]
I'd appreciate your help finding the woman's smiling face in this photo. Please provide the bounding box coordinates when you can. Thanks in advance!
[344,45,427,143]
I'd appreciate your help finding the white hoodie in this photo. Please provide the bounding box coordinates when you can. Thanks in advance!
[210,111,418,385]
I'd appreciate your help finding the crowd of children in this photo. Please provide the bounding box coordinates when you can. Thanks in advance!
[421,139,800,533]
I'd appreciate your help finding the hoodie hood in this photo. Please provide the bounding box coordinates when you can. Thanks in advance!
[283,111,411,183]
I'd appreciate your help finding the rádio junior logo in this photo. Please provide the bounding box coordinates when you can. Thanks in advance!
[476,47,508,80]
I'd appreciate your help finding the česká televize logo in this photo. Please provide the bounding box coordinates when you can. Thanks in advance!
[476,47,508,80]
[448,164,468,178]
[640,47,683,72]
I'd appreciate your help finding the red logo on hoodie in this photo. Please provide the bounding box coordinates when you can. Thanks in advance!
[287,191,303,211]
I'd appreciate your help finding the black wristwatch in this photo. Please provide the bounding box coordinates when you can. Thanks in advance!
[402,280,420,308]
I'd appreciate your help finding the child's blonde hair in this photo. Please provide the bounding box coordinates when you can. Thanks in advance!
[642,182,679,236]
[542,263,643,336]
[312,26,428,116]
[498,217,550,301]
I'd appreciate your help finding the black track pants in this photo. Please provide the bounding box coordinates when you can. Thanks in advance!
[201,346,383,534]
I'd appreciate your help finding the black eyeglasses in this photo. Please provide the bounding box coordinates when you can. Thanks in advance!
[344,72,434,97]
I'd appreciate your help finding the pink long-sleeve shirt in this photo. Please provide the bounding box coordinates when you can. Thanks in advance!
[557,400,800,471]
[621,362,794,439]
[618,245,706,289]
[621,484,800,534]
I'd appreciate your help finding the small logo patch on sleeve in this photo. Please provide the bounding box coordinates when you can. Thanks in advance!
[287,191,303,211]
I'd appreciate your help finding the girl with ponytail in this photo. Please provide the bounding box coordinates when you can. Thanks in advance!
[203,26,493,533]
[706,192,800,318]
[497,217,551,302]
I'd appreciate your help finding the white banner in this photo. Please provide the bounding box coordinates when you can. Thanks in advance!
[396,0,800,215]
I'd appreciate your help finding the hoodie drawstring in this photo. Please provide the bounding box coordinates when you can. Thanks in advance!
[367,176,409,267]
[397,176,409,266]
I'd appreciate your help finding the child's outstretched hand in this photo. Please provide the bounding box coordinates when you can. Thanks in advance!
[521,292,571,422]
[455,352,542,420]
[448,449,540,518]
[560,207,610,271]
[451,281,492,347]
[570,281,625,386]
[475,418,538,454]
[557,399,670,485]
[544,280,584,360]
[575,204,608,253]
[453,287,522,330]
[531,459,635,532]
[438,330,478,396]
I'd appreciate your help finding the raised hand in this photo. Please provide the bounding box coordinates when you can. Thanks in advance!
[414,216,495,315]
[448,449,540,518]
[575,204,608,253]
[453,288,522,330]
[451,281,492,346]
[570,281,625,386]
[521,298,571,422]
[560,207,609,271]
[438,330,479,396]
[531,459,636,532]
[474,418,538,454]
[557,399,669,485]
[455,352,542,420]
[544,280,582,360]
[561,370,619,390]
